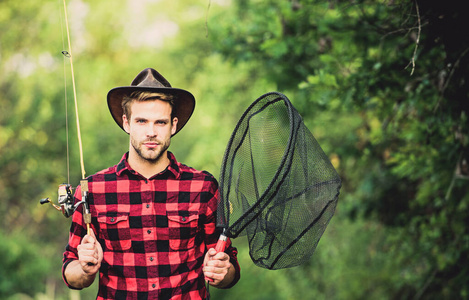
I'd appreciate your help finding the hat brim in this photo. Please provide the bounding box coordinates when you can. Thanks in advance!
[107,86,195,136]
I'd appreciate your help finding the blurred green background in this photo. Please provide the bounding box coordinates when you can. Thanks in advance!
[1,0,468,299]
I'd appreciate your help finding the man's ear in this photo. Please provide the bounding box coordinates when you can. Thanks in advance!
[171,117,178,135]
[123,115,130,134]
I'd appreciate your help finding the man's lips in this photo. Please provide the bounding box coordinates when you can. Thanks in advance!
[143,142,159,148]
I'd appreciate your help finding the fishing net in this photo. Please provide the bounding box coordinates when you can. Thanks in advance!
[217,92,341,270]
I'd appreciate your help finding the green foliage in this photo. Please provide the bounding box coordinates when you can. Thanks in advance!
[0,231,52,298]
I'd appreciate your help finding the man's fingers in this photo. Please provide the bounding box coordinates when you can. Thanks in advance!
[203,262,229,283]
[78,230,102,268]
[79,248,98,260]
[81,234,95,245]
[78,248,97,263]
[203,251,230,283]
[207,251,229,264]
[206,260,229,271]
[207,248,217,256]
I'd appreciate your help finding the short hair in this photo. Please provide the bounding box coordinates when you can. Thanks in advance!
[122,91,177,121]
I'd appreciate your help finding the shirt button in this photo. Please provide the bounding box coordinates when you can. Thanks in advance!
[110,217,115,222]
[146,204,150,208]
[147,230,151,234]
[182,217,186,222]
[152,284,156,288]
[149,257,154,261]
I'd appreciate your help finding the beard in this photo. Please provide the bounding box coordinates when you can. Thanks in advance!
[130,136,171,163]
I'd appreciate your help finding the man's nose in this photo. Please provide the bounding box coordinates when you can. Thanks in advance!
[146,125,157,137]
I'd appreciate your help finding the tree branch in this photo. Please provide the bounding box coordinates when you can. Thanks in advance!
[405,0,421,76]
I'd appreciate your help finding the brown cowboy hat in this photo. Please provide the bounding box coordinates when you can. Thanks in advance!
[107,68,195,135]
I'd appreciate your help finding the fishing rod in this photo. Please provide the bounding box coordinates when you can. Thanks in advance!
[39,0,91,236]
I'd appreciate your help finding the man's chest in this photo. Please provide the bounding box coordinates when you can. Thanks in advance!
[88,181,206,252]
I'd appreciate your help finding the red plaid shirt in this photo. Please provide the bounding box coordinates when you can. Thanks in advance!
[63,152,240,299]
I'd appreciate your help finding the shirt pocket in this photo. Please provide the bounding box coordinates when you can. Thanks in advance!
[167,211,199,251]
[97,212,132,251]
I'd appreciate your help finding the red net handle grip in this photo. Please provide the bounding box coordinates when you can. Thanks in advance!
[205,233,228,282]
[215,234,227,252]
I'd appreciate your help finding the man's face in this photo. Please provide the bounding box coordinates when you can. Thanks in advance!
[123,99,178,163]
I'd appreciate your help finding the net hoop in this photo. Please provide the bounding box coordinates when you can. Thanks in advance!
[219,92,297,238]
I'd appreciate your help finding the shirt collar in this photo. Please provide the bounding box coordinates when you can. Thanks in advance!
[116,151,181,179]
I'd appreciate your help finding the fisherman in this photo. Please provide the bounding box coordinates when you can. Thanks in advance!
[62,68,240,299]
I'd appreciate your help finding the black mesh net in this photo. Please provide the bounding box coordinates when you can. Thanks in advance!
[217,92,341,270]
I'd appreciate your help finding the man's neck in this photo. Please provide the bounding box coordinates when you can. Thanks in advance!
[127,150,170,179]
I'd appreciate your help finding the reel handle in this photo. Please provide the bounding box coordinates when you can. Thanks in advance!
[40,198,51,205]
[39,197,62,211]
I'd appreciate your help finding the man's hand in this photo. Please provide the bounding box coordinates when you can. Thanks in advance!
[78,229,103,275]
[203,248,235,288]
[65,229,103,289]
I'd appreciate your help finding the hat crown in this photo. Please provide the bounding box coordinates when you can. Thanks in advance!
[131,68,172,88]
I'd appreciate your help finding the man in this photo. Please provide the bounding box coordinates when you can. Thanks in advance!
[62,68,240,299]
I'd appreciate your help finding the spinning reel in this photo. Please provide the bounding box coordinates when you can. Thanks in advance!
[40,181,91,234]
[40,184,76,217]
